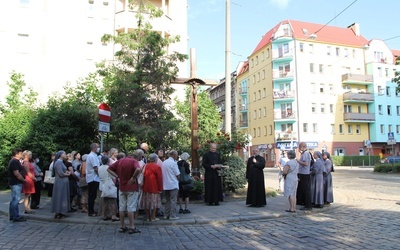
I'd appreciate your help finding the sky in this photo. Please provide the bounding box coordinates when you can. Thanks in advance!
[187,0,400,80]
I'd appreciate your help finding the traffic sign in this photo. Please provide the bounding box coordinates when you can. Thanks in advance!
[387,139,396,145]
[99,121,110,132]
[98,103,111,123]
[388,132,394,140]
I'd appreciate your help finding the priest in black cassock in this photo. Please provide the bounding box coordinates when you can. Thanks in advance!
[202,143,223,206]
[246,147,267,207]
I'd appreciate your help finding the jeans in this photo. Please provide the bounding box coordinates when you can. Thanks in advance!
[88,181,99,214]
[9,184,22,220]
[164,189,178,218]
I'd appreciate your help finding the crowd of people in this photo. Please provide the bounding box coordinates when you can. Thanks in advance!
[7,140,334,228]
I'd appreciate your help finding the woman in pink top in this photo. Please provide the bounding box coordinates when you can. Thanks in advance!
[142,153,163,221]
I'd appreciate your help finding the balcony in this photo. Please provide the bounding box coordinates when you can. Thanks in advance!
[272,70,294,83]
[276,132,298,141]
[239,87,248,94]
[273,89,295,102]
[342,73,373,85]
[272,50,293,63]
[272,32,293,43]
[343,112,375,123]
[274,111,296,121]
[240,105,248,112]
[115,11,172,36]
[343,92,374,103]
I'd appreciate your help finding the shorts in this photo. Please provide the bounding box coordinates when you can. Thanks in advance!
[119,191,139,213]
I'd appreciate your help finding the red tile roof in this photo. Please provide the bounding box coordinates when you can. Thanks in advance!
[237,60,249,77]
[251,20,369,56]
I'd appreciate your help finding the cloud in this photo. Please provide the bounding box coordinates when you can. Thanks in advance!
[269,0,290,9]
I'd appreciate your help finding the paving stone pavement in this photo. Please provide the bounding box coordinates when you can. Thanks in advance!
[0,167,399,249]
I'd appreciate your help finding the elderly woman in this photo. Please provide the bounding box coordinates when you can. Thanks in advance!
[22,150,36,214]
[108,148,119,165]
[142,153,163,221]
[178,152,191,214]
[311,151,325,208]
[51,151,71,219]
[78,154,89,213]
[99,156,118,221]
[282,150,298,213]
[323,152,334,204]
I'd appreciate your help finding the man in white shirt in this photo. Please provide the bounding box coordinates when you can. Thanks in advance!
[161,150,180,220]
[86,143,100,216]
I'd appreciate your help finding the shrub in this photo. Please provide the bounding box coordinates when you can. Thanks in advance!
[331,156,380,166]
[222,155,247,192]
[374,163,400,173]
[189,178,204,200]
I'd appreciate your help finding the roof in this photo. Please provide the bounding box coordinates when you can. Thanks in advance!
[251,20,369,56]
[237,60,249,77]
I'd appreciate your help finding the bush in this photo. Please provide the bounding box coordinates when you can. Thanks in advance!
[189,178,204,200]
[331,156,380,166]
[374,163,400,173]
[222,155,247,192]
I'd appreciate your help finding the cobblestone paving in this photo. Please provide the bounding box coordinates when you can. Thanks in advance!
[1,168,399,249]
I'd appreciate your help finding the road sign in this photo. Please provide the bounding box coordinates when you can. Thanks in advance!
[99,121,110,133]
[388,132,394,140]
[387,139,396,145]
[98,103,111,123]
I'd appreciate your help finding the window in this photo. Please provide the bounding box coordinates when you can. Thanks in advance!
[264,126,268,135]
[258,109,261,118]
[17,33,30,54]
[378,67,382,77]
[253,92,256,101]
[311,83,316,93]
[283,43,289,53]
[261,52,265,61]
[253,75,256,84]
[388,125,393,133]
[336,47,340,56]
[321,103,325,113]
[344,105,352,113]
[356,125,360,134]
[330,104,334,113]
[313,123,317,133]
[388,105,392,115]
[386,86,391,96]
[378,86,384,96]
[339,124,344,134]
[327,46,331,56]
[334,148,345,156]
[348,125,352,134]
[262,70,265,79]
[263,107,267,117]
[320,84,324,93]
[344,48,349,57]
[329,84,334,93]
[257,72,260,82]
[19,0,30,5]
[255,56,258,65]
[309,44,314,54]
[253,128,256,137]
[251,59,254,67]
[397,106,400,116]
[299,43,304,52]
[352,49,356,58]
[385,68,389,77]
[258,90,261,100]
[267,48,270,58]
[311,103,316,113]
[378,105,383,115]
[331,124,335,134]
[319,64,324,74]
[263,88,266,98]
[270,125,273,135]
[254,110,257,119]
[310,63,314,73]
[303,123,308,133]
[257,127,261,136]
[380,124,384,134]
[397,125,400,134]
[357,106,362,113]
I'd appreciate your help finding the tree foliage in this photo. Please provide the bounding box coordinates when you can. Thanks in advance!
[98,2,187,152]
[393,56,400,94]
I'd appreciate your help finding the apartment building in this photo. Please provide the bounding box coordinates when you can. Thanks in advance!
[0,0,188,102]
[238,20,399,158]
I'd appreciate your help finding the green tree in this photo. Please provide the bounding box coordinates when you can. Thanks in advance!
[393,56,400,94]
[173,87,222,153]
[98,2,187,152]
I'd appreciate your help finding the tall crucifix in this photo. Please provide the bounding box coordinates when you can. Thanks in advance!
[171,48,218,176]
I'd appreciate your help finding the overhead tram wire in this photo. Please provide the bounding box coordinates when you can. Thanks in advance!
[384,35,400,41]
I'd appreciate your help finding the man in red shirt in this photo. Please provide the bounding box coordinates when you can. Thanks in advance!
[108,154,141,234]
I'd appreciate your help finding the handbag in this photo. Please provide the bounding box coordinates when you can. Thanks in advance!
[79,177,88,187]
[179,162,191,184]
[43,170,55,184]
[101,178,117,198]
[182,180,194,191]
[137,164,146,186]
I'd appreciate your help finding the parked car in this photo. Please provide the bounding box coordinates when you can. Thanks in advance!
[383,156,400,163]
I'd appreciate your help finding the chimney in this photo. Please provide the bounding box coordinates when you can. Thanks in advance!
[347,22,360,37]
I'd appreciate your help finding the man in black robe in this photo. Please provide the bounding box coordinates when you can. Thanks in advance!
[246,147,266,207]
[202,143,223,206]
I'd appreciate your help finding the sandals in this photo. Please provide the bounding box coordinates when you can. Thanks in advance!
[54,213,67,219]
[285,210,296,213]
[119,227,128,233]
[183,209,191,214]
[128,228,141,234]
[24,210,35,214]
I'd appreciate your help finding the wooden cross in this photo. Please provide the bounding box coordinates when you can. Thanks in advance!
[171,48,218,176]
